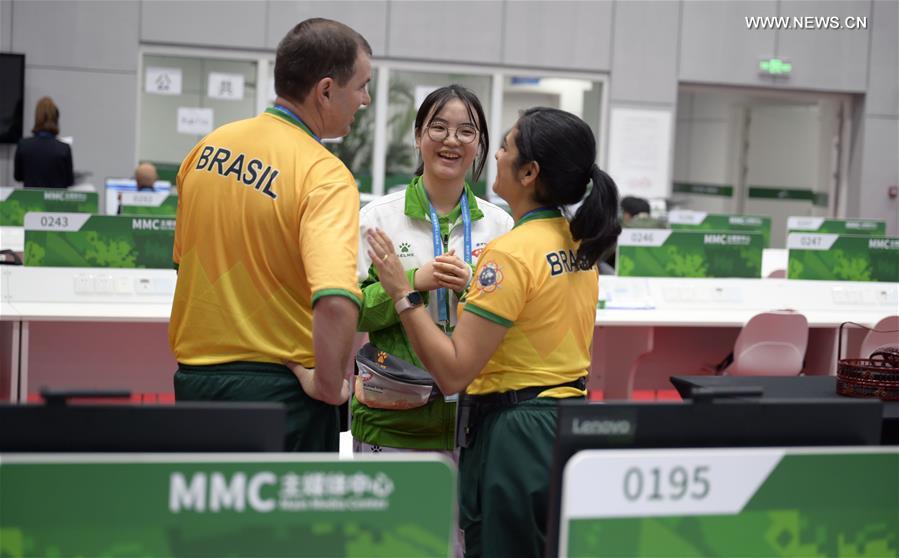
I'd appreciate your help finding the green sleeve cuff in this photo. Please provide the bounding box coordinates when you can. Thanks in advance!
[406,268,430,305]
[463,303,513,328]
[312,288,363,309]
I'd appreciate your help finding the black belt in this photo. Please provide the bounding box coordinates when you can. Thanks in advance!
[456,377,587,448]
[465,377,587,407]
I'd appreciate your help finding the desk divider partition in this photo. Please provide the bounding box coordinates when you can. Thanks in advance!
[0,188,99,226]
[617,229,764,279]
[23,212,175,269]
[0,453,456,557]
[559,447,897,557]
[117,192,178,216]
[787,233,899,282]
[668,210,772,248]
[786,216,886,236]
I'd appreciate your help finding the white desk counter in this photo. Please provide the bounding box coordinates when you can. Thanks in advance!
[1,266,177,401]
[591,276,898,399]
[2,267,896,403]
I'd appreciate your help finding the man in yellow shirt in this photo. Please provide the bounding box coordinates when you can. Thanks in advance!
[169,18,372,451]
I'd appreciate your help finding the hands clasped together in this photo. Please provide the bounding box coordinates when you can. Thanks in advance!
[366,227,472,301]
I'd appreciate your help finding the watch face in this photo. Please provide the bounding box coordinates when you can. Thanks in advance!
[407,292,424,305]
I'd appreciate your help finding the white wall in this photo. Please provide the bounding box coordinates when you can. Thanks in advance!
[0,0,895,231]
[672,91,739,214]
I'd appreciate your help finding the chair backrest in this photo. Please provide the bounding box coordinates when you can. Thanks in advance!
[729,311,809,376]
[860,315,899,358]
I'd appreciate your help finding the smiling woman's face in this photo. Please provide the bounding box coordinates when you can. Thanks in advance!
[416,98,480,185]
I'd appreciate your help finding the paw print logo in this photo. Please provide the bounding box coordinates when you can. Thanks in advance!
[399,242,411,254]
[376,351,389,366]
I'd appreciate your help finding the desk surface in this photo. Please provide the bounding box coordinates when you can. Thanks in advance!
[596,276,897,327]
[2,266,896,326]
[595,308,892,327]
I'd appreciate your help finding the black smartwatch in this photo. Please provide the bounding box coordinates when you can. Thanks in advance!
[394,291,424,314]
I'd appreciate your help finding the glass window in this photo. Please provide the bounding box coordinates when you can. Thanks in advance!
[501,76,602,141]
[139,55,257,181]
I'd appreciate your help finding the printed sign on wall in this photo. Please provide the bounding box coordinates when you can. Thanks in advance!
[207,72,245,101]
[177,107,214,135]
[145,67,183,95]
[607,107,673,200]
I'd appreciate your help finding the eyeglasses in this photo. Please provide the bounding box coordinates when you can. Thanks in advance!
[426,123,479,144]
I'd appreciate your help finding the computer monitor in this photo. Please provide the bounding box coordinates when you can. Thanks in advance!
[0,401,287,452]
[104,178,172,215]
[545,397,883,557]
[0,53,25,144]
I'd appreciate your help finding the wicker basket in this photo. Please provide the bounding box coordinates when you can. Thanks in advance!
[836,323,899,401]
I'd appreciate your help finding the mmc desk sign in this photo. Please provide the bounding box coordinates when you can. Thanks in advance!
[559,447,898,557]
[118,191,178,216]
[23,212,175,269]
[668,210,772,248]
[617,229,764,278]
[0,187,98,226]
[0,454,455,558]
[787,233,899,282]
[787,216,886,236]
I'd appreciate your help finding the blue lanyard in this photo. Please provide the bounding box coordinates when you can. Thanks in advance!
[427,190,472,324]
[272,104,321,143]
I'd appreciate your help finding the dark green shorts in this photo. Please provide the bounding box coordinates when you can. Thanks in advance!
[174,362,339,452]
[458,398,558,558]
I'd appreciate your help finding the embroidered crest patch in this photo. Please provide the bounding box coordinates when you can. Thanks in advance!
[476,261,503,293]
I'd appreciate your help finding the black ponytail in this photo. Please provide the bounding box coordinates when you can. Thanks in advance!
[514,107,621,269]
[570,165,621,269]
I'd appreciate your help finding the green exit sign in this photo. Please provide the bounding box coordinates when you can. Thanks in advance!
[759,58,792,76]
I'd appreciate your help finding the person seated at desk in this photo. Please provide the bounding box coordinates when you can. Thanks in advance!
[621,195,665,228]
[135,162,158,191]
[14,96,74,189]
[602,196,665,272]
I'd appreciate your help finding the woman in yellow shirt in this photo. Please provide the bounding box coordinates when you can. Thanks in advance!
[366,107,621,557]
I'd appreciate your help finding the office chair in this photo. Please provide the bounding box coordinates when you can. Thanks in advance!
[715,310,809,376]
[859,315,899,359]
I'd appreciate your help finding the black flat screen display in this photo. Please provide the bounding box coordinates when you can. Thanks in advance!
[0,53,25,144]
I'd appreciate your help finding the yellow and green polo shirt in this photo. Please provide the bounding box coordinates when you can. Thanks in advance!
[169,108,362,367]
[463,208,598,398]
